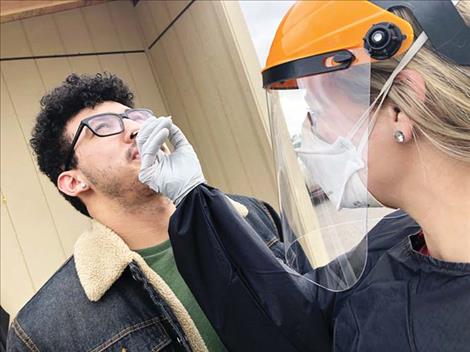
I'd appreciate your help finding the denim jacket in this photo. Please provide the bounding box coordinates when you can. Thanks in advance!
[7,194,285,352]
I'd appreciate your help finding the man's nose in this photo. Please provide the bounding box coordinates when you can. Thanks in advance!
[123,119,140,143]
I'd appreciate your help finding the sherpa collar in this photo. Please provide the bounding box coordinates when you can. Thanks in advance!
[73,196,248,351]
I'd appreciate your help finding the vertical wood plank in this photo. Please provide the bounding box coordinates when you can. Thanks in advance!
[21,14,64,56]
[148,44,196,149]
[69,56,103,74]
[1,72,66,289]
[192,1,277,203]
[98,53,141,106]
[53,9,94,54]
[171,7,246,193]
[35,58,72,89]
[165,0,191,18]
[81,3,121,52]
[146,0,171,39]
[150,33,224,189]
[1,193,36,318]
[134,0,157,48]
[1,61,46,137]
[0,21,30,58]
[107,1,144,51]
[125,53,168,116]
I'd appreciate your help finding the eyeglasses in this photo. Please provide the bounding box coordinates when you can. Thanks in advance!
[63,108,155,170]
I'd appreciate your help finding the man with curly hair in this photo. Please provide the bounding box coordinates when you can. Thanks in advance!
[7,73,285,351]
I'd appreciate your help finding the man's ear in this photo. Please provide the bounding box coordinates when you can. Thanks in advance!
[396,69,426,103]
[57,171,89,197]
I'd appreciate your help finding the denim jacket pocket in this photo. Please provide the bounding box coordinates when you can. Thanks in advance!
[89,317,173,352]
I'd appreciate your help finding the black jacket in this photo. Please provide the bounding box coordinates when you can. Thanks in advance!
[169,185,470,352]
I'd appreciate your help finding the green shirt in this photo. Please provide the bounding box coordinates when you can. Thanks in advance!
[135,240,226,351]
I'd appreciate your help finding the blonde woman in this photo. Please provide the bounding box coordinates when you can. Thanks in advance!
[131,1,469,351]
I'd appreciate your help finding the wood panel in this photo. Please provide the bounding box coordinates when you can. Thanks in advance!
[0,192,36,318]
[137,0,278,206]
[0,1,167,317]
[151,29,231,190]
[1,1,144,59]
[168,5,247,192]
[0,21,30,58]
[134,0,157,48]
[107,0,144,51]
[208,1,277,205]
[1,0,277,319]
[21,14,63,56]
[54,9,96,54]
[145,0,172,43]
[81,3,122,52]
[125,53,168,115]
[0,0,107,24]
[0,72,67,291]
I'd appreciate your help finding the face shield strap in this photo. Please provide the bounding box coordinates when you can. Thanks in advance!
[349,32,429,154]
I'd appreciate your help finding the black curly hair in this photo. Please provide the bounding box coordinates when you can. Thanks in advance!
[30,72,135,217]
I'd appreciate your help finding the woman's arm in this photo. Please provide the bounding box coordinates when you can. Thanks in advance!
[169,184,331,352]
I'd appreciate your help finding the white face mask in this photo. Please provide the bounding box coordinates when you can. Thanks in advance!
[297,130,382,210]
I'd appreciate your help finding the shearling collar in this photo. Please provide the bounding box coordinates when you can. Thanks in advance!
[74,220,133,302]
[74,220,210,351]
[74,196,248,301]
[73,197,247,352]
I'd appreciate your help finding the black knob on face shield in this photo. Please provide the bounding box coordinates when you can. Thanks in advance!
[364,22,406,60]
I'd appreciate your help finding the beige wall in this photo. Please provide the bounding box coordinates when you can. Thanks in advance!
[0,1,168,317]
[1,0,277,317]
[135,0,277,204]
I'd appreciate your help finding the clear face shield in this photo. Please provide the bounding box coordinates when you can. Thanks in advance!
[263,0,466,291]
[267,45,424,290]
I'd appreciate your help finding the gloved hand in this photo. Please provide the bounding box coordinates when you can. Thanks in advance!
[136,116,206,205]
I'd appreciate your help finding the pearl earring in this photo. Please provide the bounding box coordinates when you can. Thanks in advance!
[81,183,87,189]
[394,130,405,143]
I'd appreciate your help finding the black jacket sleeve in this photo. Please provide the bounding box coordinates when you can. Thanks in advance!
[169,185,331,352]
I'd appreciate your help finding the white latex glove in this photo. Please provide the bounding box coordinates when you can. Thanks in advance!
[136,117,205,205]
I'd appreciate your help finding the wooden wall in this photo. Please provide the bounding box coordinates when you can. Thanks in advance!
[135,0,277,204]
[0,0,167,317]
[1,0,277,318]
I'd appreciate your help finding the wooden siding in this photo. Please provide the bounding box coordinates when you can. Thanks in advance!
[1,0,278,318]
[0,1,167,317]
[135,0,277,205]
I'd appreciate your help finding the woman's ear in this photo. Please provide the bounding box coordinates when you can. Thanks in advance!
[396,69,426,103]
[392,106,414,144]
[57,171,89,196]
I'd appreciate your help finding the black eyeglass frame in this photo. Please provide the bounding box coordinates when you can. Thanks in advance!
[63,108,154,171]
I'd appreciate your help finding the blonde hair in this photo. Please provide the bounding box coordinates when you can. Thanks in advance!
[370,1,470,162]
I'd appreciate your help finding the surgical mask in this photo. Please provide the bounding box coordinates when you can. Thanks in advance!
[297,127,382,210]
[296,32,428,210]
